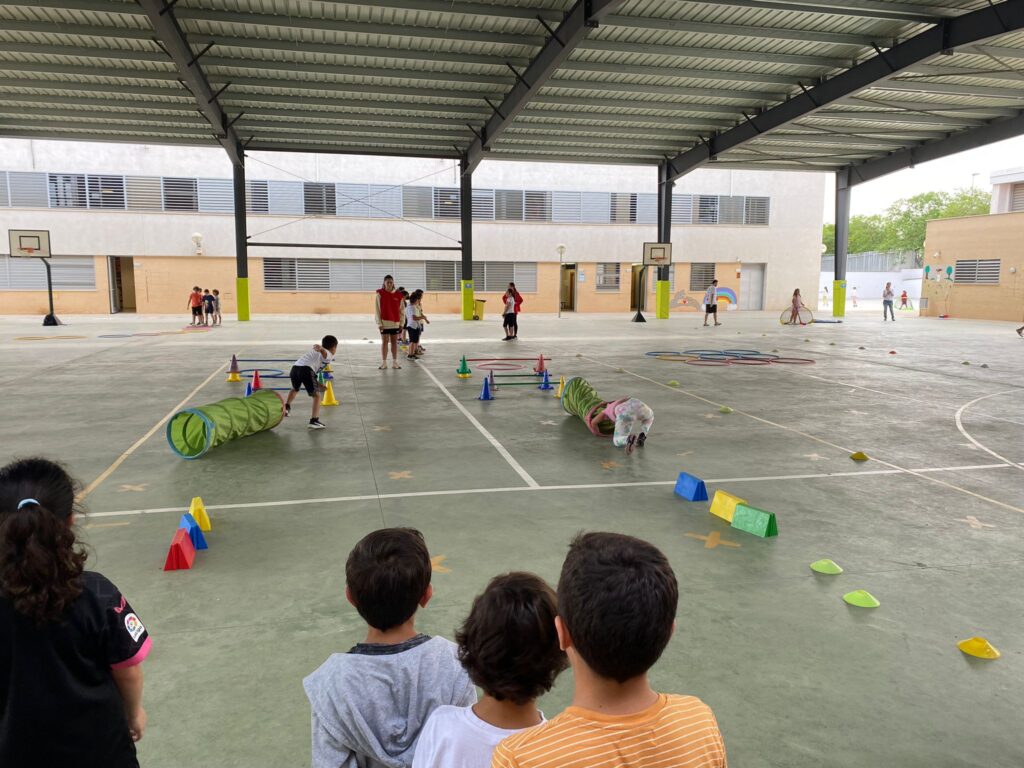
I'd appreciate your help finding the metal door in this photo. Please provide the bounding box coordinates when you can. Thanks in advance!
[739,263,765,310]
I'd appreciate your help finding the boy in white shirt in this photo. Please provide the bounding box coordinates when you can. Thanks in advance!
[702,279,721,327]
[285,335,337,429]
[412,573,566,768]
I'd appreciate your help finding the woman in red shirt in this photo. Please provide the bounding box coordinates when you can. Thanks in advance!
[375,275,405,369]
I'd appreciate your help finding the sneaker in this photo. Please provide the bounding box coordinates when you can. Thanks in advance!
[392,362,402,369]
[378,363,387,370]
[625,434,637,455]
[407,354,418,361]
[284,403,291,417]
[1017,328,1023,337]
[308,419,326,430]
[637,432,647,448]
[714,322,722,326]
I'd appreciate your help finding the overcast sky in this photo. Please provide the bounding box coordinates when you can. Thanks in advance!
[820,134,1024,224]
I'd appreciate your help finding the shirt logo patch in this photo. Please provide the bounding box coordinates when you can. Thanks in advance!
[124,613,145,642]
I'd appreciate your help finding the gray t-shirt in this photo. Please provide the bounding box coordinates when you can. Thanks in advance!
[303,634,476,768]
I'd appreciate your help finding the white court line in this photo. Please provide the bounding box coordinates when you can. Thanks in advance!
[76,361,228,501]
[955,390,1024,470]
[85,463,1011,519]
[417,362,539,488]
[583,356,1024,516]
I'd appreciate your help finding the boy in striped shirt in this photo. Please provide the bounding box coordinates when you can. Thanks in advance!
[492,532,726,768]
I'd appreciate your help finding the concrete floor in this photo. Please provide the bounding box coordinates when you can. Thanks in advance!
[1,309,1022,768]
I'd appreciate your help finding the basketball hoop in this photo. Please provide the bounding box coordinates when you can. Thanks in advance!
[22,247,35,257]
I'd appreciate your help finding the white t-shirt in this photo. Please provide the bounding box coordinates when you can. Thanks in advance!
[294,347,333,372]
[703,286,717,306]
[412,705,543,768]
[406,303,420,329]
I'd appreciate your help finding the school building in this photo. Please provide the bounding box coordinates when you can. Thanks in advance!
[920,167,1024,323]
[0,138,825,318]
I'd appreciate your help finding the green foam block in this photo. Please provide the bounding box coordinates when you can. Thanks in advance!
[730,503,778,538]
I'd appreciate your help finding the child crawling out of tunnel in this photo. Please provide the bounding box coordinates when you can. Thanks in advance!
[561,377,653,454]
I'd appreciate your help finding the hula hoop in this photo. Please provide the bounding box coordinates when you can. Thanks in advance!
[476,362,524,371]
[683,349,727,355]
[239,368,287,378]
[645,351,682,357]
[721,349,762,356]
[779,308,814,326]
[655,355,699,362]
[726,357,773,365]
[684,358,731,366]
[697,353,733,361]
[770,357,816,365]
[131,332,163,337]
[98,334,133,338]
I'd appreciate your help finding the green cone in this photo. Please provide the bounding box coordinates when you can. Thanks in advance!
[843,590,880,608]
[810,559,843,575]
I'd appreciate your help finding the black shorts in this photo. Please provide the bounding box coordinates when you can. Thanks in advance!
[706,303,717,314]
[290,365,317,396]
[503,312,516,325]
[191,306,203,317]
[381,328,400,336]
[407,326,421,343]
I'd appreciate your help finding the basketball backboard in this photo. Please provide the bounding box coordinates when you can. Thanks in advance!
[642,242,672,266]
[8,229,51,258]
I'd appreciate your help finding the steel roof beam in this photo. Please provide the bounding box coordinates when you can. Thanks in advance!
[244,142,461,160]
[808,110,986,127]
[602,16,880,46]
[868,78,1024,99]
[464,0,627,174]
[528,94,744,117]
[137,0,242,164]
[664,0,1024,181]
[684,1,956,24]
[847,109,1024,185]
[579,39,846,68]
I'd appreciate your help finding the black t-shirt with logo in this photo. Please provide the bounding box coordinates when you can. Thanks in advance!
[0,571,150,768]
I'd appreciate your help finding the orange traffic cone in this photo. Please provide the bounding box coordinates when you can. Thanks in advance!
[533,354,547,375]
[251,370,262,390]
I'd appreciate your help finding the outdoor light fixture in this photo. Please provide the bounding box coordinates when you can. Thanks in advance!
[191,232,204,255]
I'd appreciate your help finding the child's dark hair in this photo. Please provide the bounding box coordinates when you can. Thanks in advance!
[321,335,338,350]
[0,458,87,624]
[346,528,431,631]
[558,532,677,683]
[213,289,219,295]
[457,572,567,705]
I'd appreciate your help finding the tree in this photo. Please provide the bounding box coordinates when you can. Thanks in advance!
[823,187,990,253]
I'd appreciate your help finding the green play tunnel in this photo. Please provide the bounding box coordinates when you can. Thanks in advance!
[560,376,614,436]
[166,389,285,459]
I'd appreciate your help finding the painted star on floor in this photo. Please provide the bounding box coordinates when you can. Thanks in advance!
[848,409,869,416]
[959,515,994,529]
[431,555,451,573]
[802,453,827,461]
[374,425,392,432]
[704,413,721,420]
[540,420,557,426]
[117,483,148,492]
[676,451,694,458]
[685,531,741,550]
[601,459,621,471]
[388,470,413,480]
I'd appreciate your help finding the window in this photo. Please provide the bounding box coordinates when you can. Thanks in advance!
[513,262,537,292]
[609,193,636,223]
[247,180,269,214]
[403,186,433,218]
[198,178,233,213]
[482,261,514,292]
[718,196,744,225]
[126,176,162,210]
[368,184,403,219]
[1011,183,1024,213]
[524,190,551,221]
[268,181,303,215]
[581,192,610,223]
[433,187,460,219]
[494,189,523,221]
[336,183,370,217]
[49,174,87,208]
[552,191,582,223]
[744,196,770,225]
[304,182,336,216]
[162,177,198,211]
[426,261,458,291]
[263,258,297,291]
[0,256,95,290]
[690,263,716,291]
[597,263,621,290]
[0,172,8,207]
[262,258,330,291]
[635,193,657,225]
[671,194,693,224]
[87,175,126,209]
[696,195,718,224]
[472,189,495,220]
[954,259,1000,284]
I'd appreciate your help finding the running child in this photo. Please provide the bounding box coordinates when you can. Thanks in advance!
[1,458,152,768]
[212,289,222,325]
[285,335,338,430]
[202,289,215,326]
[702,279,721,327]
[187,285,203,326]
[787,288,807,325]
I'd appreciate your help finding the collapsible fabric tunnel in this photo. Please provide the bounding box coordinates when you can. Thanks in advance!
[166,389,285,459]
[560,376,615,436]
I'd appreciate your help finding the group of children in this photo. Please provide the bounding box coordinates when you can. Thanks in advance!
[0,461,726,768]
[375,275,431,369]
[186,286,221,327]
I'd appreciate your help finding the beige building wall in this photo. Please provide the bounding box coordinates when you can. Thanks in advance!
[921,212,1024,322]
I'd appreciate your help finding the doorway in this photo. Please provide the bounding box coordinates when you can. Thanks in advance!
[560,263,577,312]
[108,257,136,313]
[629,265,647,311]
[739,263,765,310]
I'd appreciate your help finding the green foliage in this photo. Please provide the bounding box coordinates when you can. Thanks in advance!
[823,187,991,254]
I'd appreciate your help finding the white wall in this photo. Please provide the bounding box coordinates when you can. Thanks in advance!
[819,268,924,303]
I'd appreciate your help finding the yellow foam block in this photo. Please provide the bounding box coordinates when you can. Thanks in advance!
[189,496,211,532]
[710,490,747,523]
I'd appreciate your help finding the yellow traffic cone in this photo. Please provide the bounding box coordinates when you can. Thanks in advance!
[324,363,333,373]
[226,371,241,382]
[189,497,211,532]
[554,375,566,398]
[226,354,242,382]
[321,380,339,406]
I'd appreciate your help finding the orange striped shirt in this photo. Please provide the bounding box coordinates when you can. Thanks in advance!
[491,693,725,768]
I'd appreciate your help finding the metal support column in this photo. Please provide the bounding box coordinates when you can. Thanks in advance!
[233,153,250,321]
[833,167,851,318]
[459,158,474,321]
[655,162,673,320]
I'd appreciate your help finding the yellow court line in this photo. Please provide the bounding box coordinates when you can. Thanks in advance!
[76,361,227,502]
[583,356,1024,517]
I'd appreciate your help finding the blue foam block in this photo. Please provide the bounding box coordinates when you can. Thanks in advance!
[674,472,708,502]
[178,513,209,550]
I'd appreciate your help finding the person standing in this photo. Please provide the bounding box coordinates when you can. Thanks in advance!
[509,282,523,340]
[787,288,807,325]
[702,279,721,327]
[821,285,829,307]
[883,282,895,321]
[375,275,404,370]
[186,285,203,326]
[851,286,859,308]
[900,290,908,310]
[211,289,222,326]
[201,289,215,326]
[502,289,517,341]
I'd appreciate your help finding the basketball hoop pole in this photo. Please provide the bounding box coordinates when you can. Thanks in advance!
[632,265,647,322]
[40,257,60,326]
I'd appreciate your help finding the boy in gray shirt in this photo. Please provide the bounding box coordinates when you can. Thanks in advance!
[303,529,475,768]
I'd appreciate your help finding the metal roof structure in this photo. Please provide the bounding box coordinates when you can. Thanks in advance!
[1,0,1023,184]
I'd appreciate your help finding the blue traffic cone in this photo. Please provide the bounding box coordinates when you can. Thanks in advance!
[244,381,253,397]
[479,377,494,401]
[538,369,553,390]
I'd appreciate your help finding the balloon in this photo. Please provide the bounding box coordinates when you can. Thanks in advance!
[946,266,953,275]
